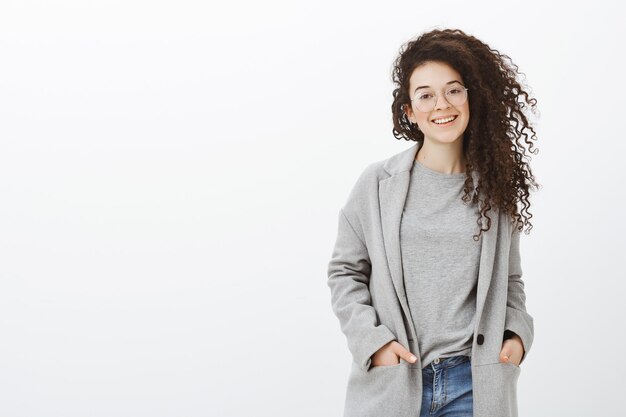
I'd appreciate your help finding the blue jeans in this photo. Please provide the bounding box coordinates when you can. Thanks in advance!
[420,355,473,417]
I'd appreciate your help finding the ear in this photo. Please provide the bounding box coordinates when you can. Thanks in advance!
[404,104,415,124]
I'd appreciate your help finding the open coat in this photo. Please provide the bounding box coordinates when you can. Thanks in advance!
[327,142,534,417]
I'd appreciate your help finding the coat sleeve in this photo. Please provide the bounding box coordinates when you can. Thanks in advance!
[327,208,397,372]
[503,220,535,365]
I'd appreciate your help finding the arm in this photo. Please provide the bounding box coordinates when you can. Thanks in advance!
[327,209,397,372]
[503,220,535,365]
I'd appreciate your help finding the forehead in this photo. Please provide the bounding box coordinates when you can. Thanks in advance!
[409,61,463,90]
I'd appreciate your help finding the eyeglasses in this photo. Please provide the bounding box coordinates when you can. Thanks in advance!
[410,84,469,113]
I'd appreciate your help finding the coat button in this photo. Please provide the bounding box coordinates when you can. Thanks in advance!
[477,334,484,345]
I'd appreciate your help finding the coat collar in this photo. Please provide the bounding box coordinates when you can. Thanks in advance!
[382,141,423,175]
[378,141,496,343]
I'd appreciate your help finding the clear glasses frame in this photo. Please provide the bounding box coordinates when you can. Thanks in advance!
[410,85,469,113]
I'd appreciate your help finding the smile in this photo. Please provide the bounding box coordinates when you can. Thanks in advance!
[431,115,458,126]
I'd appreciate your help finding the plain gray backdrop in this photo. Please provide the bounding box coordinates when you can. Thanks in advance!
[1,1,624,416]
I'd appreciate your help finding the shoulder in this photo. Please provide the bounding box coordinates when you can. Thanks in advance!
[346,144,413,193]
[338,159,388,239]
[347,160,387,194]
[342,151,400,206]
[340,149,405,220]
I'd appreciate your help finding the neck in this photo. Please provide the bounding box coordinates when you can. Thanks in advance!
[416,139,466,174]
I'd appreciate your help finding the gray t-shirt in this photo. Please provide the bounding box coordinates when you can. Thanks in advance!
[400,160,482,369]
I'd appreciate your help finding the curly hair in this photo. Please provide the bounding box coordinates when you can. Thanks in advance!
[390,28,541,241]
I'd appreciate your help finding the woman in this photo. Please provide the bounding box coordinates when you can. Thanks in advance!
[327,28,539,417]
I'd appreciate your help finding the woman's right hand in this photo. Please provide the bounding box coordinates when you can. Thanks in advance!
[371,340,418,366]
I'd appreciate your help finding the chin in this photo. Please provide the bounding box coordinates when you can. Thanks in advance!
[426,133,464,143]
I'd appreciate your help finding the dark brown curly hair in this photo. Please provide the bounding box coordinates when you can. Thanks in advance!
[391,28,541,241]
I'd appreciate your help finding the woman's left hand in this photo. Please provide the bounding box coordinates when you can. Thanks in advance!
[499,333,524,366]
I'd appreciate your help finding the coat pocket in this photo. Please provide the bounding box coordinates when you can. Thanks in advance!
[344,361,417,417]
[503,359,521,369]
[472,362,521,417]
[369,362,402,371]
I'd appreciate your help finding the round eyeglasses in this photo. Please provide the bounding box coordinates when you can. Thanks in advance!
[410,85,469,113]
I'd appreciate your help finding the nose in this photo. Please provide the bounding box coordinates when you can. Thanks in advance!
[434,92,452,110]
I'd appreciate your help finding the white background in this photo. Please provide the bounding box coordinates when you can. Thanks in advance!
[1,1,624,416]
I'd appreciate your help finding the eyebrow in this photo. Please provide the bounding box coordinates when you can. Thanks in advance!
[414,80,464,94]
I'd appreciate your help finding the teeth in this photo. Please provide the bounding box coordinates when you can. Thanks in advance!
[433,115,456,124]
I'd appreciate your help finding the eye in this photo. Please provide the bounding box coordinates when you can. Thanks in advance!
[418,93,433,100]
[448,88,462,95]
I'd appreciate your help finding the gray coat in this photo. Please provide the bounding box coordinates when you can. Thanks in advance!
[327,141,534,417]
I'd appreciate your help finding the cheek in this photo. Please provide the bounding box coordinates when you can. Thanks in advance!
[417,113,431,125]
[458,106,470,126]
[461,112,470,125]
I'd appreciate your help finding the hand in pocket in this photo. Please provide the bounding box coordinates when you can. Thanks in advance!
[371,340,418,366]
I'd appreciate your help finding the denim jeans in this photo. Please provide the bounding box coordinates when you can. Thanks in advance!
[420,355,473,417]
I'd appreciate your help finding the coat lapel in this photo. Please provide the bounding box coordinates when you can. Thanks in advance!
[379,143,421,341]
[378,142,498,345]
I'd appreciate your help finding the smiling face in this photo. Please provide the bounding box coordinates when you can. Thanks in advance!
[404,61,470,145]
